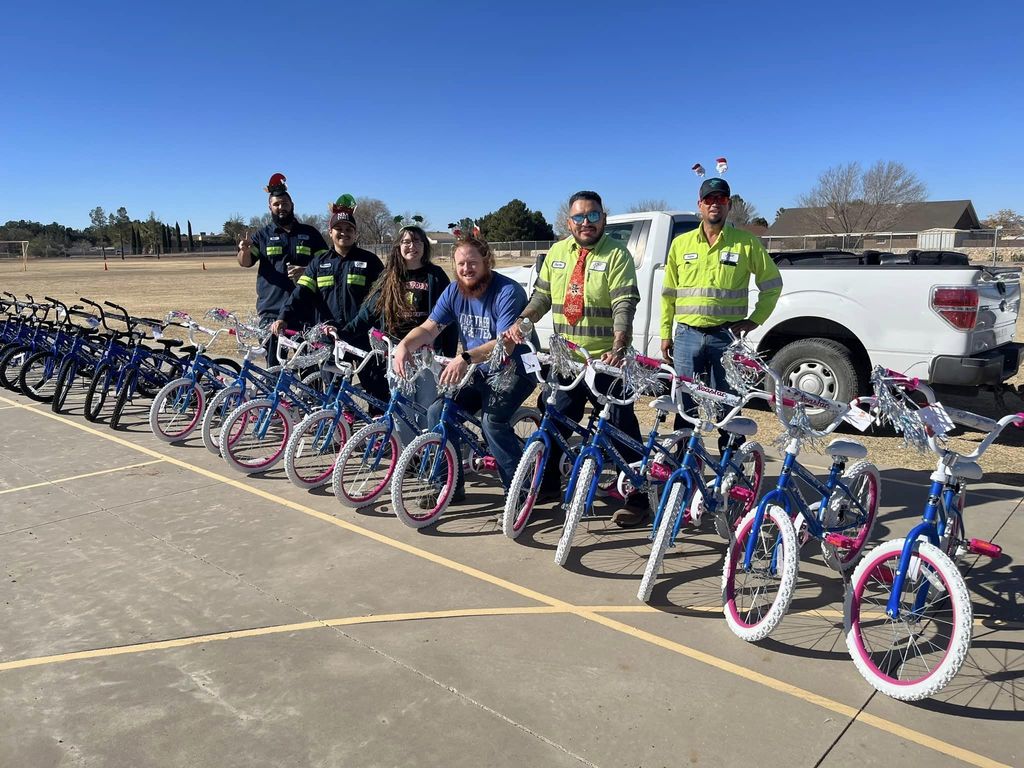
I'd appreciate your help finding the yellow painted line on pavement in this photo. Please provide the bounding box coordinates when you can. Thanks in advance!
[0,460,164,496]
[0,393,1010,768]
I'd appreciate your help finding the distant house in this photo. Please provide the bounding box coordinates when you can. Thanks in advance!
[769,200,981,236]
[425,231,455,245]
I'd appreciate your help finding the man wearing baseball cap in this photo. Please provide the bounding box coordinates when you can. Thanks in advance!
[660,177,783,442]
[238,173,329,362]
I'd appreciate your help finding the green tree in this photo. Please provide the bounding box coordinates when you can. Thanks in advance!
[88,206,107,254]
[728,195,760,226]
[223,214,247,244]
[187,220,195,252]
[175,222,182,252]
[477,199,555,241]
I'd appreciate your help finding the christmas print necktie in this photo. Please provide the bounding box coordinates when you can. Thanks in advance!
[562,247,589,325]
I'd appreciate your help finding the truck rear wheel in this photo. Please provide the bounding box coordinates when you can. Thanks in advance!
[771,338,862,429]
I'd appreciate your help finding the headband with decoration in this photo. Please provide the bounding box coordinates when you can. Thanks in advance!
[691,157,729,178]
[447,218,481,240]
[329,194,358,229]
[265,172,288,197]
[393,214,425,229]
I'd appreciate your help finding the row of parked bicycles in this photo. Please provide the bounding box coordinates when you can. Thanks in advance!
[2,291,1021,702]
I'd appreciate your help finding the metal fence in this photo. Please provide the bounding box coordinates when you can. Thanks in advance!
[762,228,1024,263]
[363,240,558,262]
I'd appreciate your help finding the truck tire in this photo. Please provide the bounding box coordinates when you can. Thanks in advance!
[771,338,862,430]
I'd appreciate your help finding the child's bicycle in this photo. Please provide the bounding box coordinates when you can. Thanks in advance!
[389,353,540,529]
[844,367,1023,701]
[331,331,431,508]
[636,372,766,603]
[553,343,686,568]
[720,345,881,642]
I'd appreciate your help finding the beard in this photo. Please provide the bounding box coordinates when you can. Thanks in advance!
[456,270,493,299]
[272,210,296,227]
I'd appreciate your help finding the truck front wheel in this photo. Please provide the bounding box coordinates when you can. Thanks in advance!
[771,338,863,429]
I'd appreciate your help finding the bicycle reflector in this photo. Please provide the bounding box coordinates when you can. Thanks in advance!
[930,286,979,331]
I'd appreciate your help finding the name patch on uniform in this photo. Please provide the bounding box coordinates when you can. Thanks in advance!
[551,260,566,269]
[683,252,698,261]
[720,251,740,265]
[589,261,607,272]
[322,262,333,269]
[270,236,281,242]
[353,261,367,268]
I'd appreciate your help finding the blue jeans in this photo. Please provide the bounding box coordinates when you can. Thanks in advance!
[425,371,534,492]
[672,323,735,418]
[395,369,439,447]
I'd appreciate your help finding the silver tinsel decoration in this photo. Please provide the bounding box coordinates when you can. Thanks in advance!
[621,350,666,398]
[286,323,332,369]
[869,366,931,452]
[547,333,582,378]
[485,342,518,393]
[723,337,768,396]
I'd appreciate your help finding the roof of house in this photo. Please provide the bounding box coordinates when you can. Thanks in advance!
[768,200,981,236]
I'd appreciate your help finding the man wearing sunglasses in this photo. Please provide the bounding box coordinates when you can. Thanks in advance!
[507,190,648,526]
[660,177,783,443]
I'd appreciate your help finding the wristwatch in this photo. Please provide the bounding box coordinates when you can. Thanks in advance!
[460,351,472,364]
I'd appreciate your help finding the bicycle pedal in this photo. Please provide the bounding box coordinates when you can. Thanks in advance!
[728,486,755,503]
[824,533,857,550]
[649,462,671,482]
[968,538,1002,558]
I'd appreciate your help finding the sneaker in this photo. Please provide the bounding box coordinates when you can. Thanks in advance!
[611,507,650,528]
[451,487,466,504]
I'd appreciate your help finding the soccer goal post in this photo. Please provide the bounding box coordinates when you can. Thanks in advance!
[0,241,30,271]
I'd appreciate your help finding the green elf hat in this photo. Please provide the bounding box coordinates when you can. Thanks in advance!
[265,172,289,198]
[328,194,358,229]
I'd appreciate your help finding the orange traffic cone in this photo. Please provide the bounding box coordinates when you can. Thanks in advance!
[103,259,108,271]
[202,261,207,271]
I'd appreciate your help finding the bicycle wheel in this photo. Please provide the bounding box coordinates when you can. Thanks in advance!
[503,439,547,540]
[0,345,30,391]
[333,421,401,509]
[722,504,799,642]
[637,479,688,603]
[714,441,766,540]
[219,398,292,474]
[148,377,205,442]
[821,461,881,572]
[18,351,59,402]
[51,357,78,413]
[83,362,116,422]
[201,384,245,455]
[284,408,349,489]
[845,538,972,701]
[110,369,138,430]
[554,456,597,567]
[390,431,458,529]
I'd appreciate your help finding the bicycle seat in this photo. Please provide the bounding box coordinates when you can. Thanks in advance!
[826,439,868,460]
[721,417,758,437]
[155,338,184,349]
[648,395,677,413]
[951,458,983,481]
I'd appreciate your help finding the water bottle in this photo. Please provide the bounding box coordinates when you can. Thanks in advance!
[519,317,533,336]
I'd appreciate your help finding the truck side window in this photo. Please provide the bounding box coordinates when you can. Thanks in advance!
[605,222,646,267]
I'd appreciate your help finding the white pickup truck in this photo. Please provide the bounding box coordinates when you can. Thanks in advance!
[501,211,1022,427]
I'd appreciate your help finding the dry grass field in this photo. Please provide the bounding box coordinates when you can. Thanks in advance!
[2,255,1021,476]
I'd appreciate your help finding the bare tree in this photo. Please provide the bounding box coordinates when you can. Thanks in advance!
[797,160,926,233]
[299,212,329,234]
[626,199,671,213]
[354,197,394,244]
[981,209,1024,230]
[727,195,759,226]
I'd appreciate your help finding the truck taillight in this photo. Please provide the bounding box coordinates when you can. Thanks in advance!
[930,287,979,331]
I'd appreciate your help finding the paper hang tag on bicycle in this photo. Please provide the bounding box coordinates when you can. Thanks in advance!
[521,351,541,374]
[150,325,163,340]
[918,404,954,436]
[842,406,874,432]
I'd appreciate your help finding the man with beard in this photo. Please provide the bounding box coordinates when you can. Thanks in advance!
[271,196,387,403]
[505,190,647,527]
[660,177,783,445]
[393,233,534,503]
[237,173,329,363]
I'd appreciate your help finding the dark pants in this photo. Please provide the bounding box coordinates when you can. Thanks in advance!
[426,371,534,492]
[540,371,643,492]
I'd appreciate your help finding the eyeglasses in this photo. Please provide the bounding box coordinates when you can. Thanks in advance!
[569,211,603,225]
[701,194,730,206]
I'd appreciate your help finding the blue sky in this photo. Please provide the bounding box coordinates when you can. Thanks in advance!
[4,0,1022,234]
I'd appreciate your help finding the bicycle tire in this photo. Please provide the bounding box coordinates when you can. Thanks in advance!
[148,377,205,442]
[503,439,547,540]
[821,461,881,572]
[284,408,349,489]
[110,369,138,430]
[554,456,598,567]
[637,479,688,603]
[0,345,29,391]
[390,431,457,529]
[219,398,292,474]
[845,538,971,701]
[333,421,401,509]
[201,384,244,454]
[714,441,766,540]
[18,351,59,402]
[83,362,115,422]
[722,504,799,642]
[51,357,78,413]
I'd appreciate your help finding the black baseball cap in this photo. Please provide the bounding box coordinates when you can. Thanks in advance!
[699,177,731,199]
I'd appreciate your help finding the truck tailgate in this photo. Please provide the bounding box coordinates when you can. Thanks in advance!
[972,268,1021,353]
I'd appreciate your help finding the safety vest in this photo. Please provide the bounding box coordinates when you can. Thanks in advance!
[535,234,640,355]
[660,225,783,335]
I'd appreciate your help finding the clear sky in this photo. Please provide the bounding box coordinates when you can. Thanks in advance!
[3,0,1022,234]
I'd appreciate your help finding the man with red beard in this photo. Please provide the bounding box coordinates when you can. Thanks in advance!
[393,233,534,503]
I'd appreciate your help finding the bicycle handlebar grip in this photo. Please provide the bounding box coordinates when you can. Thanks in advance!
[634,353,662,369]
[370,329,385,340]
